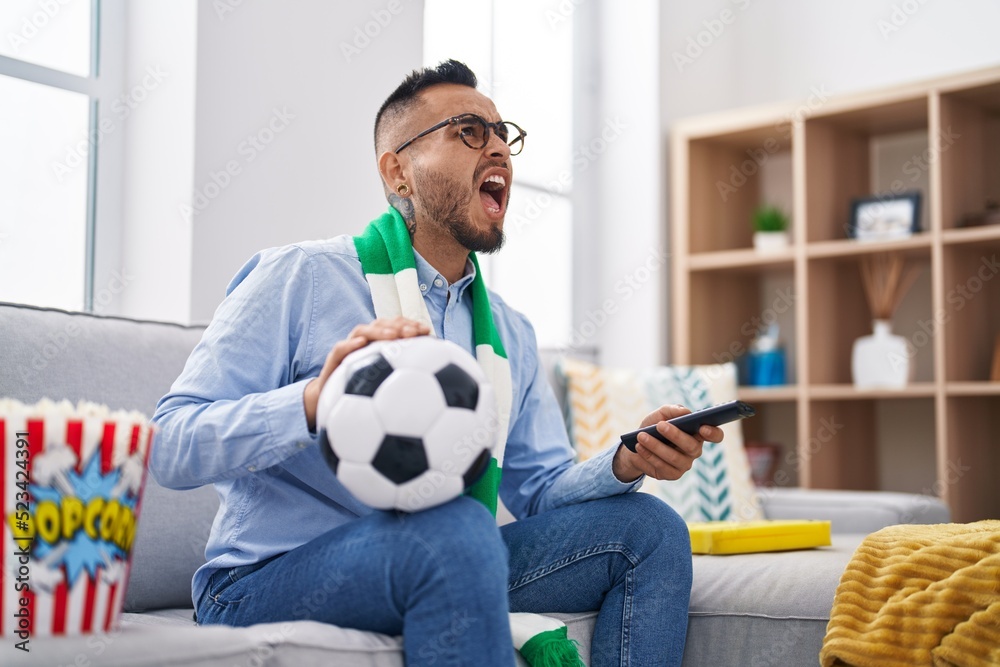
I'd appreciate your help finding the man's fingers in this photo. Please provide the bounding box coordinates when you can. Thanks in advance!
[321,318,431,386]
[348,317,430,342]
[640,404,691,429]
[637,433,691,470]
[700,425,725,442]
[656,404,691,422]
[306,318,430,432]
[634,437,688,481]
[629,403,718,481]
[330,335,367,366]
[649,422,702,458]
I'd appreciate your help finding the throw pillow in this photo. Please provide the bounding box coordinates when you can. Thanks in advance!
[557,357,764,522]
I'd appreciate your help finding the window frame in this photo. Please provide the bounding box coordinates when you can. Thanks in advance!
[0,0,124,312]
[423,0,578,348]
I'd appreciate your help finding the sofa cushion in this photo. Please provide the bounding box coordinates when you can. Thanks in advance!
[0,608,596,667]
[125,479,220,611]
[0,302,213,612]
[760,487,951,533]
[2,534,861,667]
[683,533,865,666]
[558,358,763,522]
[0,611,404,667]
[0,302,206,416]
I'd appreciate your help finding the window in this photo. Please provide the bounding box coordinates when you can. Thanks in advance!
[0,0,118,311]
[424,0,573,348]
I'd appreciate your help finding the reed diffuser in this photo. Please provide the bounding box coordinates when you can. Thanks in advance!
[852,252,921,389]
[859,252,920,321]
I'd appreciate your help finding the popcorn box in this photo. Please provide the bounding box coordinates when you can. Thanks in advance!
[1,399,153,639]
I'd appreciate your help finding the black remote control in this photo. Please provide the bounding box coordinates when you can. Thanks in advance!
[619,400,756,452]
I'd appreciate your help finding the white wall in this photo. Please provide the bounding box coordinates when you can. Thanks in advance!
[659,0,1000,360]
[118,0,197,323]
[574,0,662,369]
[116,0,424,324]
[188,0,425,323]
[661,0,1000,123]
[119,0,1000,339]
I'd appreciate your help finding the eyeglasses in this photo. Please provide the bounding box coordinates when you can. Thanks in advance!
[394,113,526,156]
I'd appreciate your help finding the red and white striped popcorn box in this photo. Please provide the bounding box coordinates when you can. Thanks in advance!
[1,398,153,641]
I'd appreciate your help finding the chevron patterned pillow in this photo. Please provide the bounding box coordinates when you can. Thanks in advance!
[557,357,764,523]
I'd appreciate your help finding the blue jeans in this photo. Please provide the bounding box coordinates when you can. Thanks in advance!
[196,493,692,666]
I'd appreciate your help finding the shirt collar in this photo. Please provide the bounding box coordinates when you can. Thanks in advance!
[412,248,477,298]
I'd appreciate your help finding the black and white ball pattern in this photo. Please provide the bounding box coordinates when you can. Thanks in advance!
[317,336,496,512]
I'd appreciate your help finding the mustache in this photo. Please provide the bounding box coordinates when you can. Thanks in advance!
[472,160,509,185]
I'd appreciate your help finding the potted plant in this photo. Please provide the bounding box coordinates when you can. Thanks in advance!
[752,205,790,253]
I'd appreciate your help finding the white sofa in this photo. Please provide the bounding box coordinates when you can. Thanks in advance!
[0,302,950,666]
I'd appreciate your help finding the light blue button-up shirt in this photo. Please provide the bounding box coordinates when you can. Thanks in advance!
[150,233,642,605]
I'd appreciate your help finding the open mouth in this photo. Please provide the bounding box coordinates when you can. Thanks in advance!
[478,173,507,216]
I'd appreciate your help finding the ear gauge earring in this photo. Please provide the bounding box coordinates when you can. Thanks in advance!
[396,183,411,196]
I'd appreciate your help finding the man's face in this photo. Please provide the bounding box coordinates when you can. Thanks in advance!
[398,84,513,254]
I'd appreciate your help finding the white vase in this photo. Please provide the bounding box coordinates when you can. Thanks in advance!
[753,231,790,253]
[851,320,911,389]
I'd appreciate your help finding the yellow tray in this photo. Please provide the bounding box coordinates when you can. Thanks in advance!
[688,520,832,555]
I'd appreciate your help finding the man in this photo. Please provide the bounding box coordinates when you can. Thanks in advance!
[151,59,720,666]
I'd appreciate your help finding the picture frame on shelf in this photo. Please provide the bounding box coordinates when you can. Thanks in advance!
[848,191,921,242]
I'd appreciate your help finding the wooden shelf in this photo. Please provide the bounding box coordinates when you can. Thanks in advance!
[688,248,794,271]
[946,382,1000,396]
[941,225,1000,247]
[808,383,937,400]
[806,234,932,260]
[671,65,1000,522]
[738,385,799,402]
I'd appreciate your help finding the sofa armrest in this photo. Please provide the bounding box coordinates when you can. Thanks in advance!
[759,487,950,534]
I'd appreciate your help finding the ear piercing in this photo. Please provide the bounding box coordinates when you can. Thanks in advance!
[396,183,411,196]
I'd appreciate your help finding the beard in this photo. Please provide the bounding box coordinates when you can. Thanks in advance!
[413,164,506,255]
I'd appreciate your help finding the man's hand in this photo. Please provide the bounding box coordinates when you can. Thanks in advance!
[303,317,431,431]
[611,405,725,483]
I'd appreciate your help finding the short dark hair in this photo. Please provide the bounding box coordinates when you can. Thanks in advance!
[374,59,478,153]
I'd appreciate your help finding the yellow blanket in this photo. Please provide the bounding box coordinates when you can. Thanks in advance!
[820,521,1000,667]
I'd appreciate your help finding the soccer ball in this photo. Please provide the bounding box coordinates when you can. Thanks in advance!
[317,336,497,512]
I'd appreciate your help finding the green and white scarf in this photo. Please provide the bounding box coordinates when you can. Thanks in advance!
[354,207,584,667]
